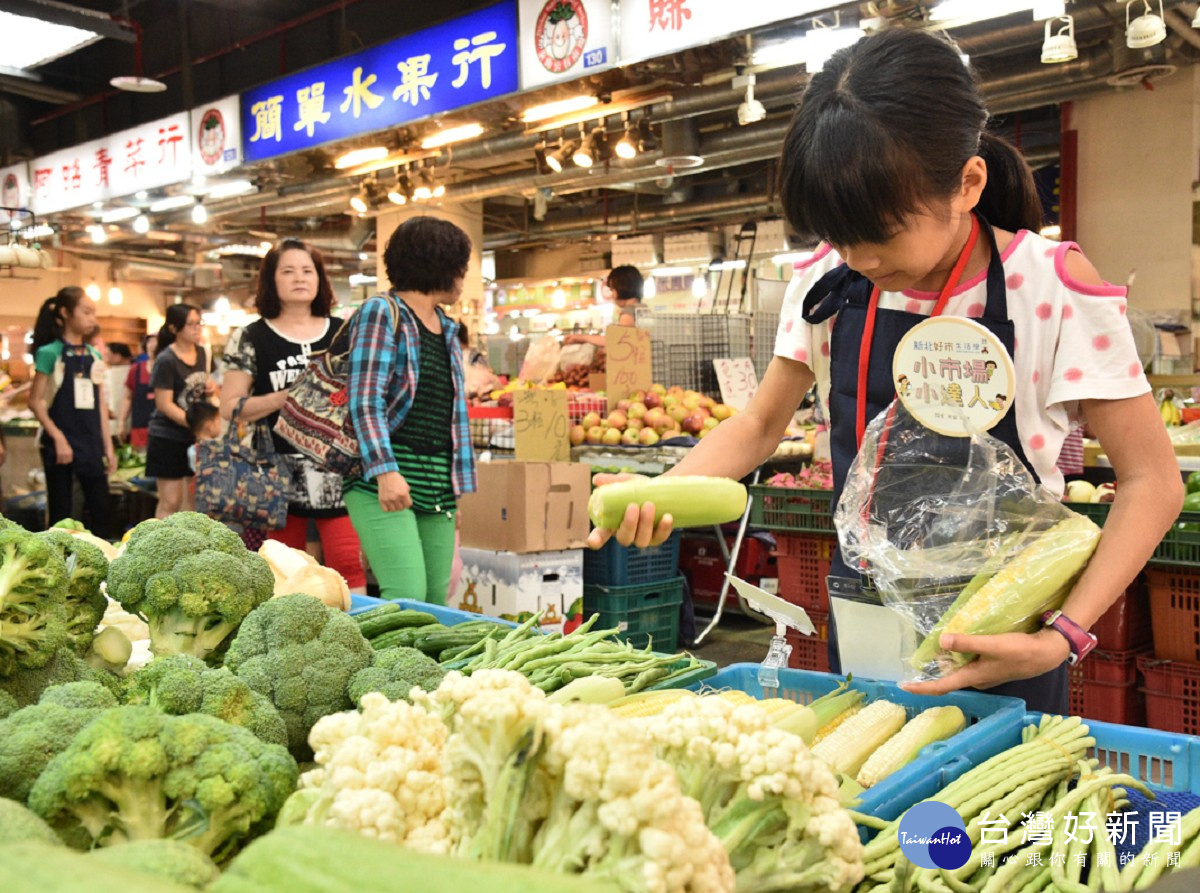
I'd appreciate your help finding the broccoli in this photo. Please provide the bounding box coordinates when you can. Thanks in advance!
[225,593,373,759]
[36,529,109,655]
[124,655,288,748]
[88,838,221,889]
[106,513,275,662]
[0,796,63,846]
[348,645,447,707]
[0,645,121,710]
[0,689,16,719]
[0,526,69,677]
[0,684,115,802]
[28,706,298,858]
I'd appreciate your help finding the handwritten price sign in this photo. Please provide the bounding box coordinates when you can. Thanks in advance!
[605,326,652,412]
[713,357,759,410]
[514,389,571,462]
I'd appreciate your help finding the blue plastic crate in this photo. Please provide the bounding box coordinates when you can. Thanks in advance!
[349,594,516,627]
[582,532,682,586]
[689,664,1026,839]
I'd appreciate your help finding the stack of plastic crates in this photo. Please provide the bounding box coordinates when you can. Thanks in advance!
[1065,578,1152,726]
[466,405,513,451]
[636,310,751,395]
[583,532,684,650]
[1140,525,1200,732]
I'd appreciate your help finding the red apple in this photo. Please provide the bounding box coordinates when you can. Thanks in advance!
[667,404,690,424]
[569,425,586,446]
[653,414,676,435]
[586,426,605,444]
[643,392,663,410]
[682,409,710,434]
[638,427,660,446]
[644,407,667,428]
[607,410,628,430]
[601,427,623,446]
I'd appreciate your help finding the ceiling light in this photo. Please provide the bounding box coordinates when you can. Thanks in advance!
[1193,7,1200,28]
[432,182,446,199]
[191,200,208,225]
[132,214,151,234]
[135,191,149,201]
[546,137,578,173]
[533,142,554,174]
[108,286,123,306]
[101,206,138,223]
[387,167,413,205]
[691,275,708,299]
[522,95,598,122]
[85,282,101,301]
[206,179,257,199]
[1032,1,1066,16]
[751,38,806,69]
[420,123,484,149]
[572,125,594,168]
[349,187,369,214]
[387,186,408,205]
[86,224,107,245]
[614,119,638,160]
[551,288,567,309]
[804,19,866,73]
[1041,16,1078,63]
[1126,0,1166,48]
[931,0,1042,26]
[335,146,389,169]
[349,273,378,287]
[0,9,104,70]
[651,266,696,277]
[111,76,166,93]
[642,277,657,299]
[735,73,766,126]
[148,194,195,212]
[413,168,435,201]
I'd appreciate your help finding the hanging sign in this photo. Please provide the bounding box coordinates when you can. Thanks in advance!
[713,357,758,410]
[240,1,518,163]
[892,317,1016,437]
[605,325,652,412]
[30,112,192,215]
[518,0,613,88]
[191,95,243,178]
[514,389,571,461]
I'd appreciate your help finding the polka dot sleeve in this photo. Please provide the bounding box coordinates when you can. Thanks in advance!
[1042,246,1149,410]
[773,245,840,368]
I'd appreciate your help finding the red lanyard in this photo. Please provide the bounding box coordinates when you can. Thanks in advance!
[854,214,981,447]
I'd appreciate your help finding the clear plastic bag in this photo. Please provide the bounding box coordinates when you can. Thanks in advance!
[518,335,562,383]
[836,400,1100,679]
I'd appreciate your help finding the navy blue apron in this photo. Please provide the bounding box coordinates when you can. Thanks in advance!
[42,341,106,478]
[801,215,1069,713]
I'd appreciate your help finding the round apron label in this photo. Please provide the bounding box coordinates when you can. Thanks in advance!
[892,316,1015,437]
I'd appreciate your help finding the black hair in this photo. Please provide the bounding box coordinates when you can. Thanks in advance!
[140,333,156,354]
[32,287,86,353]
[778,28,1042,246]
[456,320,470,348]
[384,216,471,294]
[607,265,644,301]
[185,401,220,436]
[255,238,335,318]
[108,342,133,361]
[157,303,200,351]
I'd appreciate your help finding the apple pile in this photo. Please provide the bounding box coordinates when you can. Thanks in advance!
[569,384,737,448]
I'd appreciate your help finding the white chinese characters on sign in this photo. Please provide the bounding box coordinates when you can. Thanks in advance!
[394,56,438,105]
[452,31,508,89]
[340,66,385,118]
[29,112,193,215]
[294,83,333,137]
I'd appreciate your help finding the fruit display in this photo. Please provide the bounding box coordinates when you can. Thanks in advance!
[765,458,834,490]
[569,384,738,447]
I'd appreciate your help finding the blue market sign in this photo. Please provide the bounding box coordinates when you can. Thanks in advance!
[241,1,519,163]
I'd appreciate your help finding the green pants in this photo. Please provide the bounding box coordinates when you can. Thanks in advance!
[343,488,456,605]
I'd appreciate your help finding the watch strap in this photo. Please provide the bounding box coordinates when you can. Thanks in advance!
[1041,610,1098,665]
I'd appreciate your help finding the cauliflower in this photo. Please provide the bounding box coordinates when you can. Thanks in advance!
[638,697,864,893]
[285,691,452,850]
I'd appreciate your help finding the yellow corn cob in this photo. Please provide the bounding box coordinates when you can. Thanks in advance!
[811,700,908,777]
[758,697,800,717]
[855,706,967,788]
[608,688,694,717]
[811,704,862,746]
[712,690,760,707]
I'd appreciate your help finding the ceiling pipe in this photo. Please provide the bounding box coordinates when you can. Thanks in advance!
[1165,9,1200,50]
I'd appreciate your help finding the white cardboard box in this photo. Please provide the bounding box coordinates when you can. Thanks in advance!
[450,547,584,635]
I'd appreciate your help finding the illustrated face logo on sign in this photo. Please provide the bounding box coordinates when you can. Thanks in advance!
[1,173,20,209]
[535,0,588,73]
[197,109,227,166]
[892,316,1016,437]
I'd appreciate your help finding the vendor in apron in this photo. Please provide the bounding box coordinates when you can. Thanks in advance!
[585,29,1181,715]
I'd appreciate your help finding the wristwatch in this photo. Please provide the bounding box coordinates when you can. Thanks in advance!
[1041,610,1098,666]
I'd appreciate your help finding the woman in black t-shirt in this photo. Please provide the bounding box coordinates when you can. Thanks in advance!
[221,239,365,591]
[145,303,212,518]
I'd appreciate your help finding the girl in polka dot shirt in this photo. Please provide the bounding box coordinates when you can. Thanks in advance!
[588,28,1182,711]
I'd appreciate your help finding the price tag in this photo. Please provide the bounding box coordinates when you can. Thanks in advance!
[712,357,758,410]
[73,376,96,410]
[605,326,652,413]
[892,317,1016,437]
[513,389,570,462]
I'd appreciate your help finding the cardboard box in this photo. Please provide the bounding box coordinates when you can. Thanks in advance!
[450,547,584,635]
[458,461,591,553]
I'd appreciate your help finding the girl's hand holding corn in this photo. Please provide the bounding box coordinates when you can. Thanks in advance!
[585,473,676,550]
[900,628,1071,696]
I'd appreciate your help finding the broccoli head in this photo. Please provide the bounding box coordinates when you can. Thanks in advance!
[88,838,221,889]
[124,655,288,748]
[0,689,16,719]
[28,706,298,858]
[348,645,447,707]
[106,513,274,662]
[0,796,64,847]
[225,594,373,759]
[36,529,109,655]
[0,527,69,677]
[0,645,121,710]
[0,685,114,802]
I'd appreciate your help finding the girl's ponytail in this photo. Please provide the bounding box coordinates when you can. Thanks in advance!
[31,287,84,353]
[977,131,1043,234]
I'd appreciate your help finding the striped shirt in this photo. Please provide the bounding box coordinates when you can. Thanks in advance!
[345,294,476,496]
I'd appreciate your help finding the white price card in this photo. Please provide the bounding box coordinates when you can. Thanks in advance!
[713,357,758,410]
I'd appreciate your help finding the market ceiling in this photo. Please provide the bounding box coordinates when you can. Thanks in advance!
[3,0,1199,292]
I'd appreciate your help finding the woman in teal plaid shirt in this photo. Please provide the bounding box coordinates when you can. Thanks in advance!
[343,216,477,603]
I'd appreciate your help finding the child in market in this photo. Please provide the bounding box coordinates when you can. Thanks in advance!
[185,401,222,474]
[587,28,1182,713]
